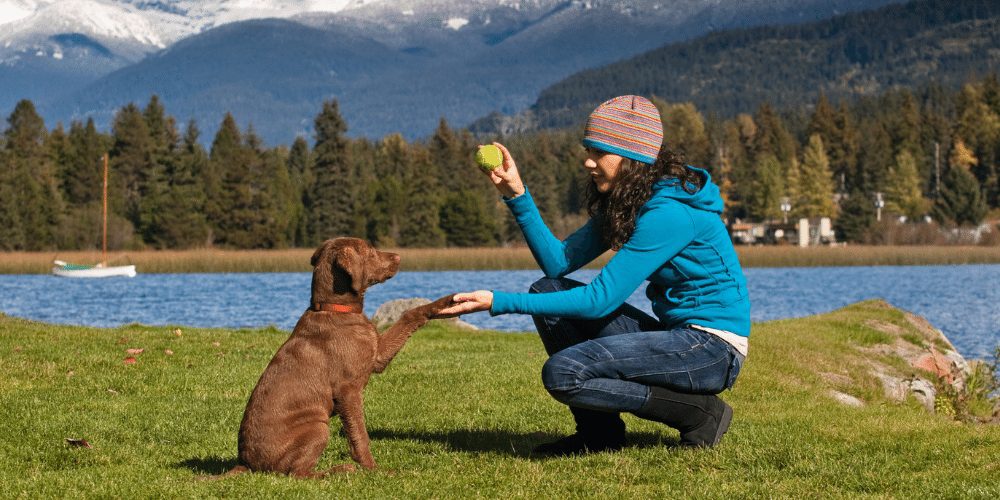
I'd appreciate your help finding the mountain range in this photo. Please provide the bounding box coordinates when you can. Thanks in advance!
[478,0,1000,134]
[0,0,904,143]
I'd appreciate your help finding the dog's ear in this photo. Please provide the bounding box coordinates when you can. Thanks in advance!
[311,239,334,267]
[333,244,366,293]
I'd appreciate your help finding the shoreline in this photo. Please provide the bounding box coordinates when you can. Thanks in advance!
[3,245,1000,274]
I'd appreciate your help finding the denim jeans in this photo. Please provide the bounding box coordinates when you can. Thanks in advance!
[531,277,744,414]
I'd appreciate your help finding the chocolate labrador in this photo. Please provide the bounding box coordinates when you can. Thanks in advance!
[224,237,453,477]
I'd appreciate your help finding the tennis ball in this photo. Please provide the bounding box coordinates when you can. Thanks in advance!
[475,144,503,172]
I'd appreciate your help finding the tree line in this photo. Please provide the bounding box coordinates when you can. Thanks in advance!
[0,74,998,251]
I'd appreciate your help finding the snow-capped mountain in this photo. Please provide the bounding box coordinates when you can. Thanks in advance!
[2,0,908,142]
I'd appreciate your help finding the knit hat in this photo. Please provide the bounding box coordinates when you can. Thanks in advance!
[582,95,663,164]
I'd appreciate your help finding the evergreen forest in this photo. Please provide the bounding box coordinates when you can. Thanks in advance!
[1,74,999,251]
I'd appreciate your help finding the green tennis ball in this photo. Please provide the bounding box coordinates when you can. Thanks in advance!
[475,145,503,172]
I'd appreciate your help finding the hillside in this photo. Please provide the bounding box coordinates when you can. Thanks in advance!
[0,301,997,496]
[5,0,904,143]
[475,0,1000,133]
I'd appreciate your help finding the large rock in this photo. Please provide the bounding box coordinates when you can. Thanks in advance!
[847,302,974,414]
[372,298,478,331]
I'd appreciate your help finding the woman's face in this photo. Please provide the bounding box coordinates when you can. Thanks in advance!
[583,147,624,193]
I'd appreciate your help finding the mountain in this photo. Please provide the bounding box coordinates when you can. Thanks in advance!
[2,0,906,143]
[0,0,373,112]
[479,0,1000,134]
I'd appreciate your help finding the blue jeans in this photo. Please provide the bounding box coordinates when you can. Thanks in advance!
[531,277,744,414]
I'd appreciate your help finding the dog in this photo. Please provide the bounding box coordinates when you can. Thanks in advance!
[223,237,453,477]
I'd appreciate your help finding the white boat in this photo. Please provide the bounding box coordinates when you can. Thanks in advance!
[53,153,138,279]
[52,260,136,278]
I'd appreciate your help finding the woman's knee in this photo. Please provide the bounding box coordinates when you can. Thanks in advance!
[528,276,583,294]
[541,353,583,403]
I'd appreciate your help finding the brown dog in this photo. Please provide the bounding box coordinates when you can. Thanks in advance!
[224,237,453,477]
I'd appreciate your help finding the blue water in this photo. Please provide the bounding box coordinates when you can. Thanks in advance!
[1,265,998,360]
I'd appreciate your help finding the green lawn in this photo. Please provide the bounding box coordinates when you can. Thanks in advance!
[1,302,997,498]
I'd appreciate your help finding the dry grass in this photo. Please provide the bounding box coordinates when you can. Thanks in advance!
[3,245,1000,274]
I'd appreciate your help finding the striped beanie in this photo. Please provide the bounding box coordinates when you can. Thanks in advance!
[582,95,663,164]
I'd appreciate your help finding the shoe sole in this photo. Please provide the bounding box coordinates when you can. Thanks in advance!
[712,403,734,446]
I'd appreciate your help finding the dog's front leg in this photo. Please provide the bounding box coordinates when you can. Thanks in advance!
[336,390,376,470]
[373,295,454,373]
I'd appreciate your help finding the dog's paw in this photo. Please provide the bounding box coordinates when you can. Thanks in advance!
[427,294,457,316]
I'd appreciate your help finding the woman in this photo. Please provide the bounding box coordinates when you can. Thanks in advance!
[439,95,750,455]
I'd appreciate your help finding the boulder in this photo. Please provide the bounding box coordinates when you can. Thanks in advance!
[855,304,974,414]
[372,298,478,331]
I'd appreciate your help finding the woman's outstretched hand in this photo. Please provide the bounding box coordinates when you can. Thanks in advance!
[483,142,525,199]
[433,290,494,318]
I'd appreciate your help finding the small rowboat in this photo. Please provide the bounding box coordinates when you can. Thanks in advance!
[52,260,136,278]
[52,153,138,279]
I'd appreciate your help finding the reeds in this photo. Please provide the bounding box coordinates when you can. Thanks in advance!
[2,245,999,274]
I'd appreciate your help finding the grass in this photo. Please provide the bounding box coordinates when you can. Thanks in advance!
[0,301,998,497]
[4,245,1000,274]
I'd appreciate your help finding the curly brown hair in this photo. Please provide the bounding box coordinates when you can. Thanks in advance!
[586,146,704,250]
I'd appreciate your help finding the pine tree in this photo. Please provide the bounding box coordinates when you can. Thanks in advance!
[439,190,497,247]
[833,102,861,194]
[797,134,836,218]
[63,119,107,205]
[836,189,875,243]
[884,150,927,220]
[753,103,797,168]
[4,100,63,249]
[110,103,153,239]
[933,166,988,227]
[308,100,355,244]
[932,139,987,226]
[209,113,256,247]
[0,146,25,250]
[856,118,894,194]
[807,92,838,143]
[257,146,296,248]
[370,134,410,246]
[136,96,177,247]
[287,136,313,246]
[400,145,446,247]
[748,153,785,221]
[157,120,210,248]
[656,99,711,167]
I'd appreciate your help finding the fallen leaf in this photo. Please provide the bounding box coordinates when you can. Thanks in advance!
[66,438,92,448]
[13,346,22,353]
[173,328,183,337]
[117,337,128,345]
[164,349,174,356]
[126,348,144,355]
[123,357,137,365]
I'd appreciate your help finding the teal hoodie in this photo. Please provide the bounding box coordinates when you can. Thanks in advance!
[491,167,751,337]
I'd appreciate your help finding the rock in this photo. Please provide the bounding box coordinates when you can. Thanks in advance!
[828,390,865,407]
[873,371,909,402]
[906,378,937,413]
[372,298,478,331]
[862,312,971,398]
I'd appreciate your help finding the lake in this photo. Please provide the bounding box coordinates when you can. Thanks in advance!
[1,265,998,360]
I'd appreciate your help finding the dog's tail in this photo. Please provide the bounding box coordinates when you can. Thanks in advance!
[201,464,249,481]
[222,465,250,477]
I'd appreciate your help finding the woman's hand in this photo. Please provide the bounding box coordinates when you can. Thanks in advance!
[433,290,493,318]
[483,142,525,198]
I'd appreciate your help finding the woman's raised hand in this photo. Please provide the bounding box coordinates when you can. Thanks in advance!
[433,290,494,318]
[483,142,525,198]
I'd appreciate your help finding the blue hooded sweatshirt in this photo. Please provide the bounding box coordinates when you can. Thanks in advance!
[490,167,751,337]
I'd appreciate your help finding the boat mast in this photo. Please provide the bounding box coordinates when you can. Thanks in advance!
[102,153,108,266]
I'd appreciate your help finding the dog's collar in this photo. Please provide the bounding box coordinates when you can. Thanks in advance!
[312,302,363,314]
